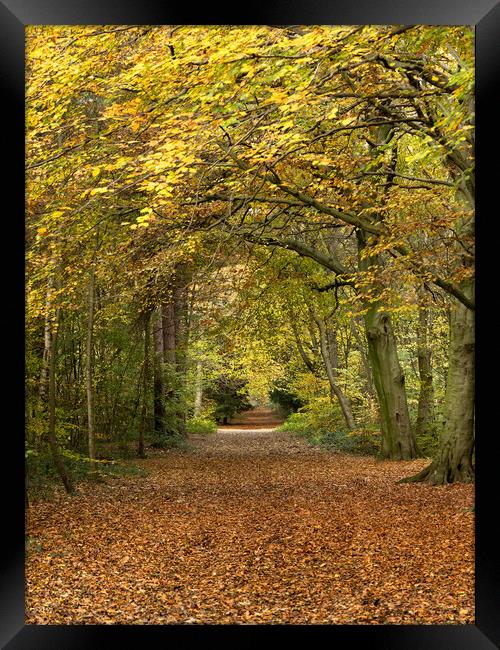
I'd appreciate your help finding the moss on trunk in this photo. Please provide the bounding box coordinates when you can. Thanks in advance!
[401,279,474,484]
[364,305,418,460]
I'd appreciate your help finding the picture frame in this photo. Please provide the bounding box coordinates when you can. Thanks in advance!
[3,0,498,647]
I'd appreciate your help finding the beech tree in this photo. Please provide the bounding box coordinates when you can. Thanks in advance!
[26,25,474,486]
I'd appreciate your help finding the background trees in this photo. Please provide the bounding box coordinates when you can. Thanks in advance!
[25,25,474,493]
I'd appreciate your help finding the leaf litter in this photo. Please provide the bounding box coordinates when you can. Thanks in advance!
[26,424,474,625]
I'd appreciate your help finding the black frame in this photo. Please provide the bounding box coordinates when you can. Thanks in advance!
[3,0,499,647]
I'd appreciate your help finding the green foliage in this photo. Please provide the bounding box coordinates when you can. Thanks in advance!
[278,398,345,439]
[205,375,252,424]
[149,433,191,451]
[186,417,217,435]
[320,428,381,456]
[269,379,304,416]
[162,395,187,435]
[26,445,147,501]
[415,423,440,458]
[278,398,380,456]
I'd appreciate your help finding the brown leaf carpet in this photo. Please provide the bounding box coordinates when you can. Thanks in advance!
[26,409,474,624]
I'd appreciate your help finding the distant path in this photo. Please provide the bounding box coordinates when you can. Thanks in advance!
[25,408,474,625]
[192,407,308,457]
[219,407,285,431]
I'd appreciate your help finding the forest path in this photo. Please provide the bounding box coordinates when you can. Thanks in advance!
[26,417,474,625]
[191,407,304,456]
[219,406,286,430]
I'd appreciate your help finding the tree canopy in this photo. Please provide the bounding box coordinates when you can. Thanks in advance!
[26,25,474,490]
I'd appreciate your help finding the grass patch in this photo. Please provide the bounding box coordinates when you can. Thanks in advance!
[278,408,380,456]
[186,416,217,435]
[26,447,148,502]
[149,434,192,451]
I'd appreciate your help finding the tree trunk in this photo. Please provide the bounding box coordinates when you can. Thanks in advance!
[174,264,191,435]
[402,278,474,484]
[193,360,203,417]
[415,302,435,437]
[86,268,97,472]
[137,313,150,458]
[402,159,474,483]
[289,313,320,376]
[152,308,167,436]
[162,301,176,366]
[364,304,418,459]
[47,312,73,494]
[357,231,418,459]
[161,266,190,436]
[38,276,54,408]
[315,316,356,430]
[350,317,376,399]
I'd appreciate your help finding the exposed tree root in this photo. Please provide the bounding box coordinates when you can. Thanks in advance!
[398,459,475,485]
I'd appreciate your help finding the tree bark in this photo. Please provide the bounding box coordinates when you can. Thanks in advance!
[289,314,320,376]
[160,266,190,436]
[363,305,417,459]
[162,300,176,366]
[415,301,435,437]
[137,312,150,458]
[174,264,191,434]
[402,278,474,483]
[38,276,54,408]
[402,142,474,483]
[315,316,357,430]
[193,360,203,417]
[152,308,167,436]
[350,316,376,399]
[47,311,73,494]
[357,231,418,460]
[86,268,97,472]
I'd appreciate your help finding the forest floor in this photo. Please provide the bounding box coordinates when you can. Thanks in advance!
[25,408,474,625]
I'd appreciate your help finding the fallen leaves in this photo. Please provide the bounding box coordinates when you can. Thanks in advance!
[25,423,474,625]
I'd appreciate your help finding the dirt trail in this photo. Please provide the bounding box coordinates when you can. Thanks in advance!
[25,409,474,625]
[192,407,303,456]
[220,407,285,430]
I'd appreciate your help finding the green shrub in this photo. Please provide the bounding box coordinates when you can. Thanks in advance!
[186,417,217,435]
[205,375,252,424]
[149,433,191,451]
[415,422,440,458]
[277,411,311,436]
[278,398,344,438]
[278,398,381,456]
[320,427,380,455]
[269,379,304,416]
[26,445,148,501]
[116,439,137,459]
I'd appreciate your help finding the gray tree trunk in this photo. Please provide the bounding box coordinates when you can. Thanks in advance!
[403,131,474,483]
[174,265,191,435]
[402,277,474,483]
[47,309,73,494]
[315,316,356,430]
[152,308,167,436]
[350,317,376,399]
[162,301,176,366]
[39,276,55,408]
[289,313,320,376]
[353,124,418,459]
[363,304,418,459]
[357,231,418,460]
[193,360,203,417]
[415,301,435,438]
[86,268,96,472]
[138,312,150,458]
